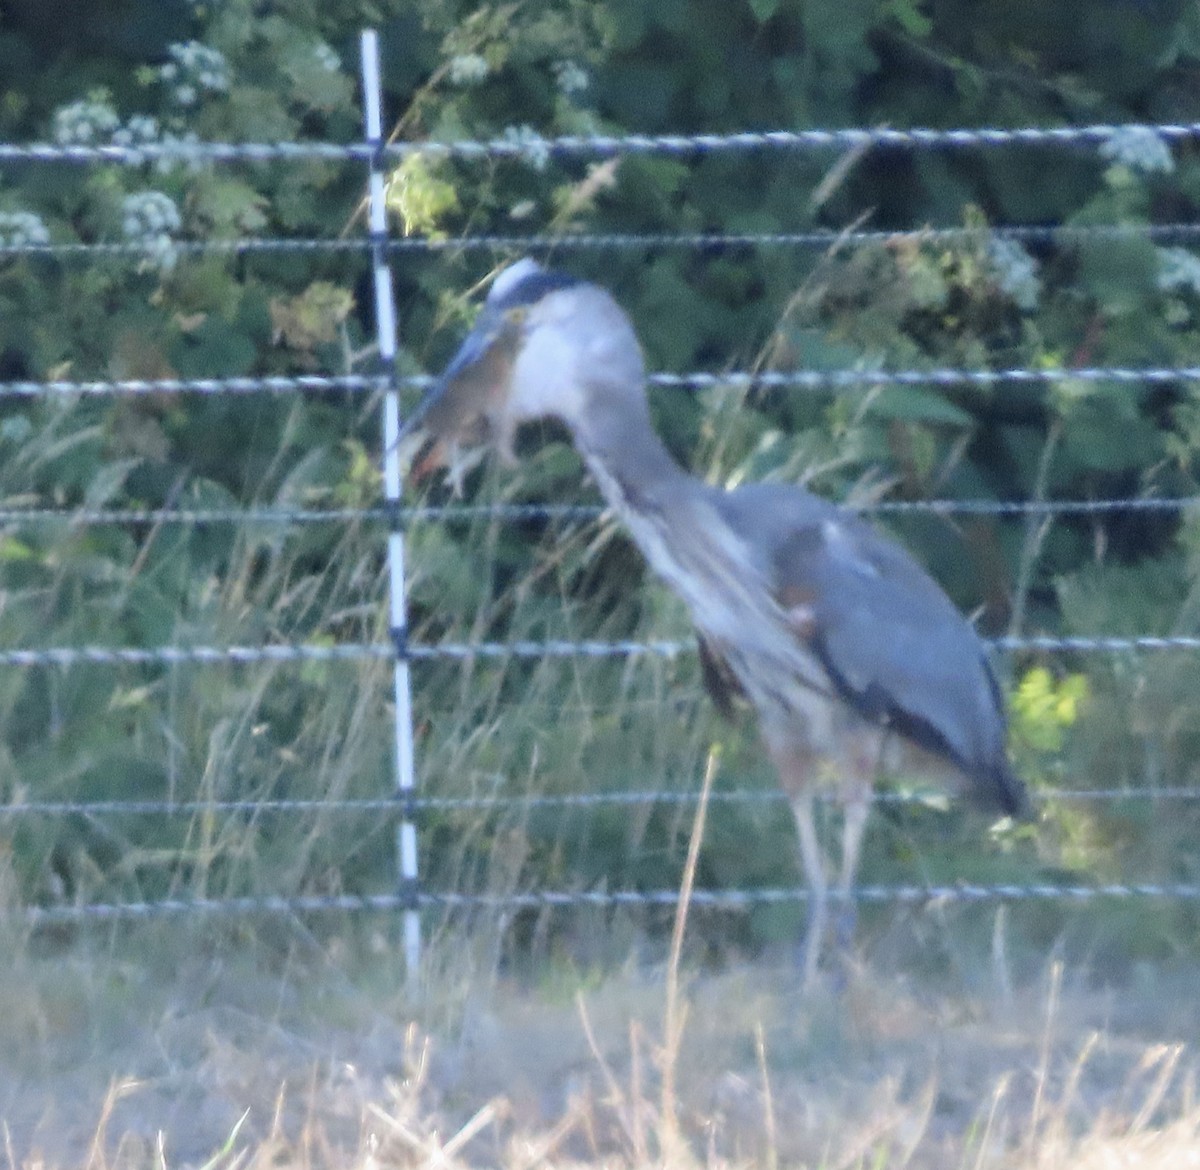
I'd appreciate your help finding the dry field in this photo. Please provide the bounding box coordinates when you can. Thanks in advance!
[2,912,1199,1170]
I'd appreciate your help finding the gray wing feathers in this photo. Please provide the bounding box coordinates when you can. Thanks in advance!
[719,485,1026,814]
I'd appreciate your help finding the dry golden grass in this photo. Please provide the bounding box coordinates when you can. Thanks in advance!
[4,784,1200,1170]
[3,939,1200,1170]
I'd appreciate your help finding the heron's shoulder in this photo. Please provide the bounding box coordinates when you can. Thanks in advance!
[718,483,959,610]
[716,482,877,561]
[716,481,841,529]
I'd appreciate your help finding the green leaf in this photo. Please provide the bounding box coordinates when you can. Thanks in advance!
[883,0,933,37]
[748,0,781,22]
[1075,237,1159,315]
[0,536,37,563]
[866,385,975,427]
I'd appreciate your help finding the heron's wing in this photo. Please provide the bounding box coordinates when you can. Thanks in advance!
[729,487,1026,815]
[775,515,995,755]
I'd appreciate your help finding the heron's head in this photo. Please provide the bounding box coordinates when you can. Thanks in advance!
[402,258,646,472]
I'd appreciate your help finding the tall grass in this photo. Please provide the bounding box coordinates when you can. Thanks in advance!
[2,294,1200,981]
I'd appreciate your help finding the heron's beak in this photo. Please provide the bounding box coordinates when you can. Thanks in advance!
[396,309,520,477]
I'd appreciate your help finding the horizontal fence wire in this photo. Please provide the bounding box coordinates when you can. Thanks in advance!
[1,495,1197,531]
[2,784,1198,823]
[14,880,1200,928]
[0,503,606,527]
[0,640,680,668]
[2,634,1200,669]
[647,366,1200,391]
[0,373,389,399]
[3,119,1200,169]
[5,219,1200,264]
[0,633,1198,673]
[5,363,1200,401]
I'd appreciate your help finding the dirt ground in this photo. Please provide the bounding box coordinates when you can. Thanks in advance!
[3,916,1200,1170]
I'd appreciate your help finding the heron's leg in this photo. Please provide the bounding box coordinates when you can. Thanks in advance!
[835,786,870,950]
[789,790,827,988]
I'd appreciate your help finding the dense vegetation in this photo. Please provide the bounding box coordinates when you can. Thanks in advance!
[2,0,1200,972]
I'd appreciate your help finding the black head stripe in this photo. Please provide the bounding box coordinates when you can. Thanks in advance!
[489,268,581,311]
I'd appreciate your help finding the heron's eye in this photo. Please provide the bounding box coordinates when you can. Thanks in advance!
[504,306,529,327]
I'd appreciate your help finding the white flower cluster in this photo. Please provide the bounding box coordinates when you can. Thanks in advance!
[153,129,204,174]
[52,97,202,172]
[1157,246,1200,296]
[554,60,589,96]
[160,41,230,106]
[121,191,182,272]
[53,94,121,145]
[0,211,50,248]
[110,114,161,162]
[500,124,550,171]
[1099,126,1174,175]
[313,41,341,73]
[112,115,202,173]
[448,53,489,86]
[987,236,1041,311]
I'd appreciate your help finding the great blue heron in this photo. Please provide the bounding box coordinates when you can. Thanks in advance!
[403,258,1030,984]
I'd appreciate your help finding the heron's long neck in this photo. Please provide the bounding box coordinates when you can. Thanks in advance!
[569,393,694,507]
[567,392,741,630]
[563,382,833,703]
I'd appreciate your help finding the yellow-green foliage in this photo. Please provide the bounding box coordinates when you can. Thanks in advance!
[386,154,460,240]
[1011,667,1089,755]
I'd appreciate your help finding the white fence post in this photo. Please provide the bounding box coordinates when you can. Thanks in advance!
[360,28,421,981]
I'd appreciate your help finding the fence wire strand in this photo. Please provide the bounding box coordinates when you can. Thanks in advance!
[0,495,1196,532]
[5,219,1200,265]
[4,118,1200,168]
[14,879,1200,929]
[3,783,1197,823]
[5,363,1200,402]
[0,632,1198,673]
[0,373,389,399]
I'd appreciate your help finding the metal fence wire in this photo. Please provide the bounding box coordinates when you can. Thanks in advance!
[5,218,1200,264]
[3,31,1200,955]
[6,116,1200,165]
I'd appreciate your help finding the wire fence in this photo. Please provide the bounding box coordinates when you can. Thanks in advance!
[5,362,1200,400]
[4,116,1200,167]
[0,493,1197,530]
[4,782,1200,824]
[18,881,1200,930]
[3,35,1200,949]
[0,631,1198,672]
[5,218,1200,265]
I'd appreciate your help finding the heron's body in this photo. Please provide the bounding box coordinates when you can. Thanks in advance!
[406,260,1030,983]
